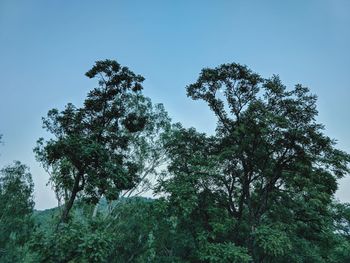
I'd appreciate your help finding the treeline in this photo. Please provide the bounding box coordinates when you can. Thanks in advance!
[1,60,350,262]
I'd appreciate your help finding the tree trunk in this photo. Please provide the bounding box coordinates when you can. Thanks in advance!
[92,197,100,218]
[60,172,82,224]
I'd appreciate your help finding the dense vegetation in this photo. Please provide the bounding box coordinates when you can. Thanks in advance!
[1,60,350,262]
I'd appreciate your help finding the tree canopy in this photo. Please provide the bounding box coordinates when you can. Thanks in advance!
[157,63,350,262]
[1,60,350,262]
[0,161,34,262]
[34,60,170,223]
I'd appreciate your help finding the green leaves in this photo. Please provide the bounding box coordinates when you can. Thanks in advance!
[156,62,350,262]
[199,242,251,263]
[0,162,34,262]
[85,59,144,92]
[30,219,113,262]
[253,225,292,258]
[36,60,171,225]
[23,60,350,262]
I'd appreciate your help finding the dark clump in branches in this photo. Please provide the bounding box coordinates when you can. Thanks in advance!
[5,60,347,263]
[34,60,169,224]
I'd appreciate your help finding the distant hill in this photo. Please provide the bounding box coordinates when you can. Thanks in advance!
[33,196,154,229]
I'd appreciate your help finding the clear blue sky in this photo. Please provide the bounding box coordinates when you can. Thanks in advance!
[1,0,349,210]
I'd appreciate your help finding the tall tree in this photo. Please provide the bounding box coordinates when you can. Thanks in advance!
[35,60,169,223]
[0,161,34,262]
[158,63,350,262]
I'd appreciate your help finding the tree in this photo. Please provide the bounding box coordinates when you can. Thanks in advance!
[35,60,170,223]
[0,161,34,262]
[119,95,171,199]
[158,63,350,262]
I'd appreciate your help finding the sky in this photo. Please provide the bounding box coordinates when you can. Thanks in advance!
[0,0,349,210]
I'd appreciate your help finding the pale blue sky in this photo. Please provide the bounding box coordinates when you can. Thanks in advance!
[0,0,349,209]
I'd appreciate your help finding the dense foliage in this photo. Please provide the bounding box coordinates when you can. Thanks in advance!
[0,162,34,262]
[1,60,349,262]
[34,60,170,223]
